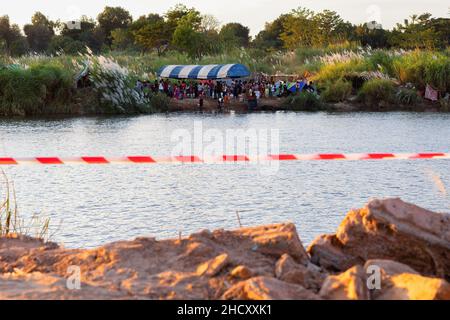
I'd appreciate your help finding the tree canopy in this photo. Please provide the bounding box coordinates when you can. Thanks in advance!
[0,6,448,57]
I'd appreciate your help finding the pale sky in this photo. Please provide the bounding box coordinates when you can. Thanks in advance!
[1,0,448,36]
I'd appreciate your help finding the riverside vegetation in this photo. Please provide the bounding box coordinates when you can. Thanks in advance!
[0,47,448,116]
[0,5,449,116]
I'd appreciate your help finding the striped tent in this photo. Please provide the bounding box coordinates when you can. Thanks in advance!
[157,64,250,80]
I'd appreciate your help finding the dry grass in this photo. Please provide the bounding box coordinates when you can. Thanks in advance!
[0,170,50,240]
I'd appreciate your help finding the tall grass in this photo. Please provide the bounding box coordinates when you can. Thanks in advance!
[1,46,448,115]
[0,171,50,239]
[0,63,74,116]
[391,51,449,92]
[358,78,396,106]
[82,51,152,113]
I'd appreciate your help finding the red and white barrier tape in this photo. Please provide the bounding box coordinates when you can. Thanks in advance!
[0,153,449,165]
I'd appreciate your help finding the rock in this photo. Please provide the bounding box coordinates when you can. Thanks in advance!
[275,254,304,280]
[308,199,450,280]
[196,254,230,277]
[274,254,326,292]
[222,276,321,300]
[319,265,370,300]
[237,223,309,264]
[229,266,253,280]
[364,259,419,277]
[375,273,450,300]
[0,271,128,300]
[362,260,450,300]
[307,235,358,272]
[0,223,309,300]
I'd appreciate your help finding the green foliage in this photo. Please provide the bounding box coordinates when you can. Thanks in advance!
[389,13,447,49]
[358,79,395,106]
[150,92,170,112]
[219,23,250,48]
[252,14,288,51]
[97,6,132,46]
[171,12,206,59]
[366,50,396,76]
[0,15,25,56]
[130,14,169,54]
[321,79,353,102]
[284,91,324,111]
[60,17,104,54]
[396,88,420,105]
[48,35,86,55]
[0,63,73,116]
[23,12,55,52]
[280,7,355,49]
[392,51,449,92]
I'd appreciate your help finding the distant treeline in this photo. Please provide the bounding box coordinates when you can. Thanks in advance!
[0,4,449,58]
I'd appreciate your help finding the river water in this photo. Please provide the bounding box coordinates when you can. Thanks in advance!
[0,112,449,248]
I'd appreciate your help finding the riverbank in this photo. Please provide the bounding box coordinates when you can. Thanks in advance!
[1,48,448,117]
[1,91,446,118]
[1,198,448,300]
[168,96,447,113]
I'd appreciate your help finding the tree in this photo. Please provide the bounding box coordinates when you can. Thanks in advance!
[315,10,345,45]
[200,14,220,33]
[427,17,450,48]
[280,8,318,49]
[355,24,389,48]
[24,12,55,52]
[389,13,440,49]
[165,4,202,35]
[111,28,135,51]
[253,14,289,51]
[131,14,170,54]
[60,16,104,53]
[172,12,206,58]
[0,15,24,55]
[48,35,85,55]
[97,6,132,46]
[219,23,250,48]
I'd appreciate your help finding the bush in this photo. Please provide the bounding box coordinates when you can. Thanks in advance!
[366,50,396,76]
[321,79,353,103]
[284,91,324,111]
[396,88,421,105]
[150,92,170,112]
[358,79,395,107]
[0,64,73,116]
[392,51,449,92]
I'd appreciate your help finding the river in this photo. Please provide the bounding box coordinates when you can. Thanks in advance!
[0,111,449,248]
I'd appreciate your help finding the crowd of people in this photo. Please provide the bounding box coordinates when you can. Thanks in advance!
[135,78,318,102]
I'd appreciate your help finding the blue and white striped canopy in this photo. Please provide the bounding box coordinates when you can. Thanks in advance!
[157,64,250,80]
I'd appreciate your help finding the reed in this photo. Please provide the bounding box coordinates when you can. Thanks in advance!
[0,170,50,240]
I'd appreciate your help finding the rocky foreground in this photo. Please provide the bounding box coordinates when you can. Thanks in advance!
[0,198,449,300]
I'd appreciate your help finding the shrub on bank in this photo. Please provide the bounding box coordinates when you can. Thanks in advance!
[284,91,324,111]
[358,79,395,107]
[150,92,170,113]
[321,79,353,103]
[396,88,421,106]
[392,51,449,92]
[0,64,73,116]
